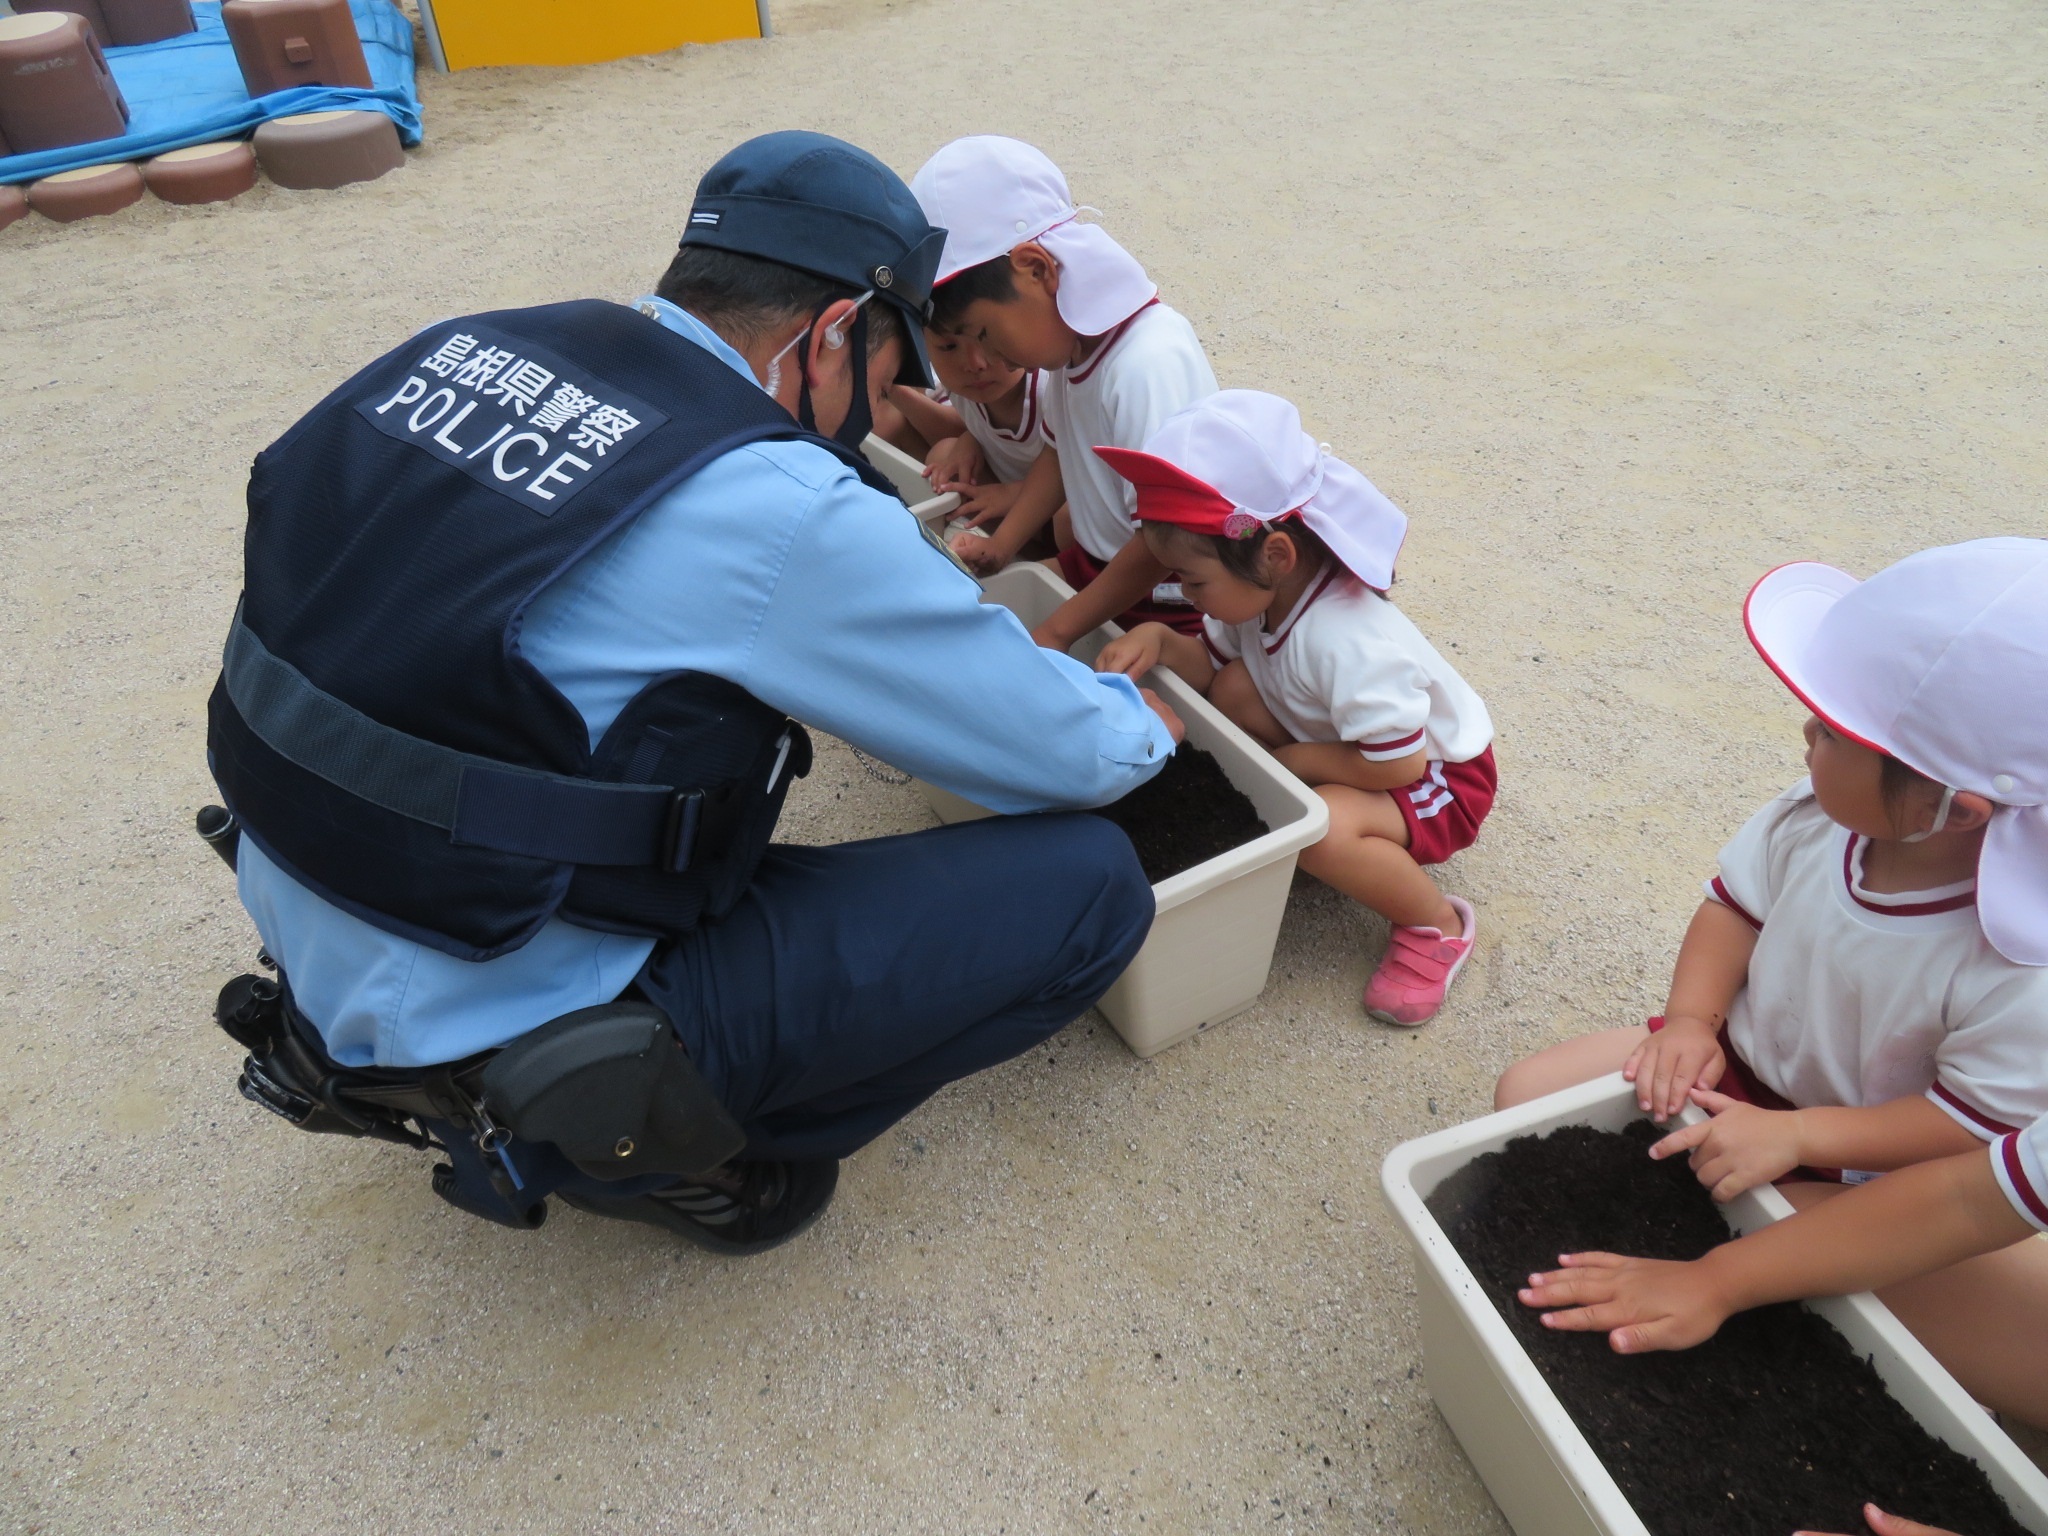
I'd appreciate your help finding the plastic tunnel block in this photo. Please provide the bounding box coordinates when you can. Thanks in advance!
[144,138,258,203]
[222,0,372,96]
[253,108,400,189]
[13,0,115,49]
[418,0,763,71]
[0,12,131,156]
[29,159,145,221]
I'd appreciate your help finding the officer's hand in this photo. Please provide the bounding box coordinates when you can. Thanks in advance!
[1140,687,1185,746]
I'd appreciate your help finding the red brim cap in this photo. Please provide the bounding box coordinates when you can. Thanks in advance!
[1742,561,1884,751]
[1094,445,1236,533]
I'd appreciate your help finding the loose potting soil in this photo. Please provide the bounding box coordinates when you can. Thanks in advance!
[1427,1121,2031,1536]
[1094,745,1270,883]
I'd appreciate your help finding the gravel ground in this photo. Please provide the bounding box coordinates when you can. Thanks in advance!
[3,0,2044,1531]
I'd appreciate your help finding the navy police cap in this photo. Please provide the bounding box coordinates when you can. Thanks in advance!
[682,130,945,387]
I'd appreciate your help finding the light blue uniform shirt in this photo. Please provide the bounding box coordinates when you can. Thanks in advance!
[237,298,1174,1068]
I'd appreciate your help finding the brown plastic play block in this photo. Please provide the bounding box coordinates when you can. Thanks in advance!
[0,182,28,232]
[222,0,370,97]
[12,0,115,50]
[29,160,144,221]
[253,109,400,190]
[0,12,131,155]
[144,139,258,203]
[103,0,198,47]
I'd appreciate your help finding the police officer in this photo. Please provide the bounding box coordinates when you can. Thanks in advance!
[207,132,1182,1255]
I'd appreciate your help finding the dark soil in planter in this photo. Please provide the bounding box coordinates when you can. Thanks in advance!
[1094,745,1270,883]
[1428,1121,2031,1536]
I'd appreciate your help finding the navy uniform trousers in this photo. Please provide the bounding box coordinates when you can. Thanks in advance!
[431,813,1150,1214]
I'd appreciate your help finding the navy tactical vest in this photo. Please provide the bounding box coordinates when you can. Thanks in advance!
[207,299,899,961]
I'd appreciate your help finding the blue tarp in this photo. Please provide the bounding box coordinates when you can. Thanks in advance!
[0,0,420,185]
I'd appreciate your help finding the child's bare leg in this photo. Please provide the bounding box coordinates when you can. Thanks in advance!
[1052,503,1073,551]
[1778,1183,2048,1428]
[1493,1026,1652,1111]
[1297,784,1460,931]
[1210,660,1289,748]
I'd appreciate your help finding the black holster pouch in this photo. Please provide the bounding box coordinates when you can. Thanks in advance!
[480,1001,745,1182]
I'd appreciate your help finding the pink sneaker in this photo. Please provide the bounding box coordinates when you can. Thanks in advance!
[1363,896,1476,1027]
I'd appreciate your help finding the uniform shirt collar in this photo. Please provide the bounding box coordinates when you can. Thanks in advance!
[633,295,762,389]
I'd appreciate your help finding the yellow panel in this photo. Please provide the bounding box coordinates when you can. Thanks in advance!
[427,0,762,71]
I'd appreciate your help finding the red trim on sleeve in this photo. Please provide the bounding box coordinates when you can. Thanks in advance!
[1929,1081,2021,1140]
[1357,726,1426,758]
[1708,876,1763,932]
[1200,629,1229,666]
[1999,1134,2048,1228]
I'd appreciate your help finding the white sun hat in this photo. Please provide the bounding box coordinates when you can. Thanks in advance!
[910,135,1157,336]
[1744,536,2048,965]
[1094,390,1410,591]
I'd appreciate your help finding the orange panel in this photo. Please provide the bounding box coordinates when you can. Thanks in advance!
[423,0,762,71]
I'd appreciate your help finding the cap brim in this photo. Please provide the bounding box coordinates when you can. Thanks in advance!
[1742,561,1882,750]
[882,293,936,387]
[1094,445,1208,494]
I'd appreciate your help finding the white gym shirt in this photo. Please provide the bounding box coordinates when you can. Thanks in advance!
[951,371,1045,485]
[1039,302,1217,564]
[1708,779,2048,1138]
[1200,567,1494,765]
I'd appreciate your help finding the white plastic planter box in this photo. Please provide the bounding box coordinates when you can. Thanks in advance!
[1380,1073,2048,1536]
[916,562,1330,1057]
[862,433,962,536]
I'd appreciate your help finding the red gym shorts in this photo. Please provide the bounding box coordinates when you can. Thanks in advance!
[1394,747,1497,866]
[1055,541,1205,637]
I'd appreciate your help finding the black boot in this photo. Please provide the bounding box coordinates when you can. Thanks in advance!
[560,1158,839,1256]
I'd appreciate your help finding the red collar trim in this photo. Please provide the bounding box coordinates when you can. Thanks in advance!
[993,370,1039,443]
[1262,565,1342,655]
[1067,300,1157,385]
[1841,834,1977,917]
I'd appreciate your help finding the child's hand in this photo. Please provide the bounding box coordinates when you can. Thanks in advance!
[1516,1251,1734,1354]
[1650,1089,1804,1202]
[955,479,1022,529]
[1095,624,1168,680]
[950,529,1009,576]
[1622,1015,1726,1122]
[923,435,985,495]
[1796,1505,1968,1536]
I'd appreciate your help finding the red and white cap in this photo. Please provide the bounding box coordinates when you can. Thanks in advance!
[1093,390,1409,591]
[1745,537,2048,966]
[910,135,1157,336]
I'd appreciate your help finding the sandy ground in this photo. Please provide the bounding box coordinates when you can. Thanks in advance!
[4,0,2046,1531]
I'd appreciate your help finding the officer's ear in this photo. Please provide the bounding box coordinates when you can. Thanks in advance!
[803,297,864,391]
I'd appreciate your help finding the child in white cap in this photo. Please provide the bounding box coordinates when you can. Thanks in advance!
[1495,540,2048,1414]
[887,329,1046,534]
[1093,391,1497,1026]
[911,135,1218,645]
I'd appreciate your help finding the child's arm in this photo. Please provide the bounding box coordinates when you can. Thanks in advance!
[1271,742,1429,792]
[1033,535,1171,651]
[1517,1139,2034,1354]
[890,385,967,447]
[952,450,1064,575]
[1649,1088,1988,1203]
[1622,900,1758,1121]
[1095,622,1216,694]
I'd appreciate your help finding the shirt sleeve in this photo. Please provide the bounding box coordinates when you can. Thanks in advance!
[1991,1117,2048,1232]
[1201,616,1241,666]
[1703,779,1815,930]
[1315,625,1432,760]
[1925,966,2048,1142]
[742,463,1176,814]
